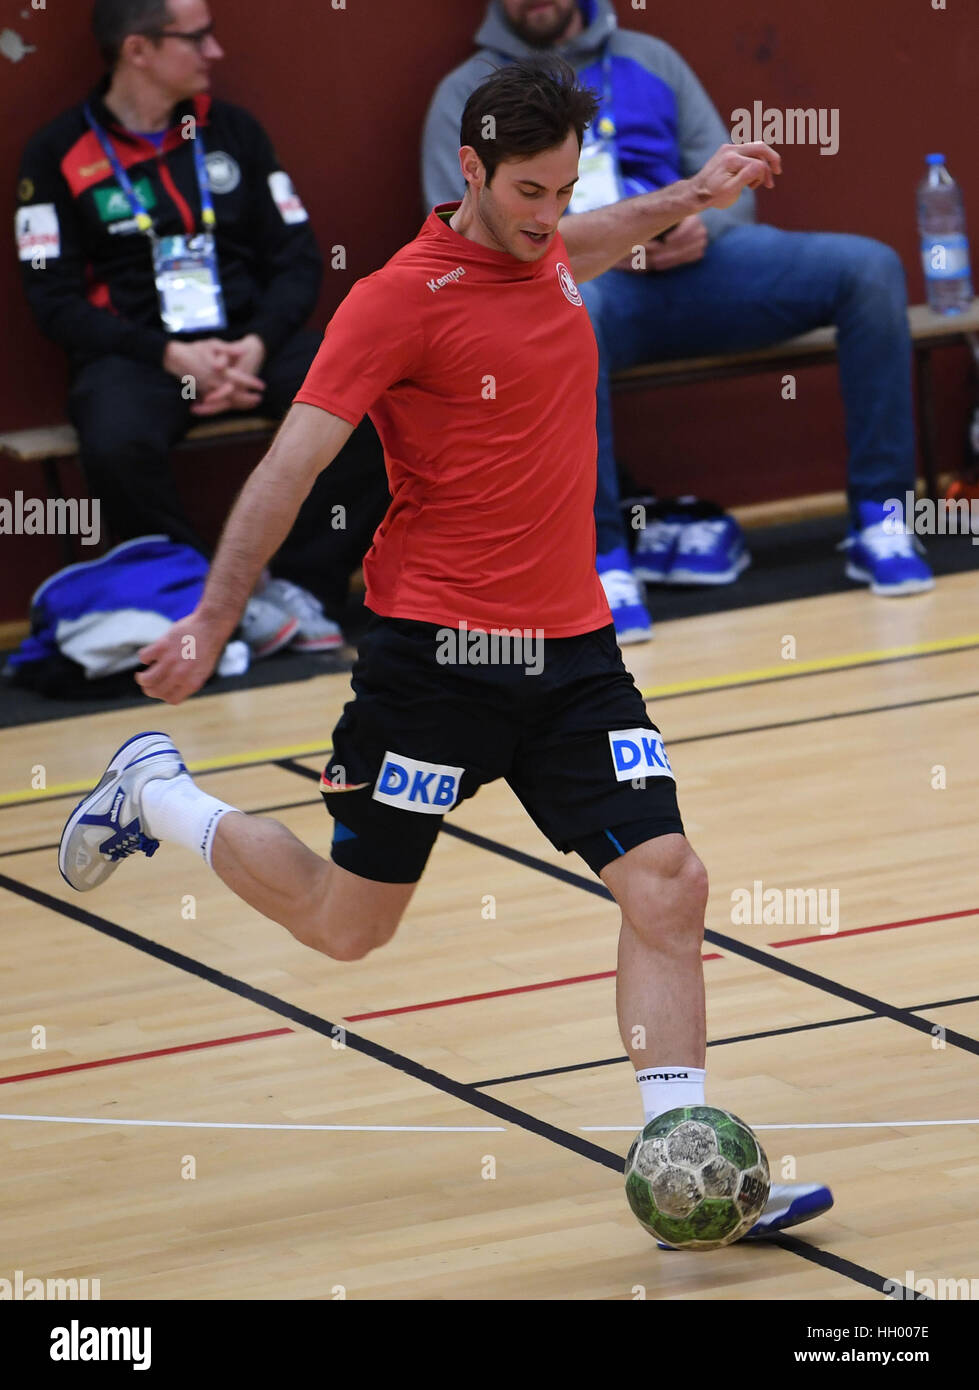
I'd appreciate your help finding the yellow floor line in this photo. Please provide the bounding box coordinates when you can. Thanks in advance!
[0,742,332,808]
[638,632,979,699]
[2,633,977,809]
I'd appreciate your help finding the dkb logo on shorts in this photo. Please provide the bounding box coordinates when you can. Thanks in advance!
[372,752,464,814]
[608,728,675,783]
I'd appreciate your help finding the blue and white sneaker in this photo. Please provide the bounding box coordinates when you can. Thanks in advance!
[739,1180,834,1240]
[58,732,186,892]
[657,1180,834,1249]
[597,546,653,644]
[633,512,687,583]
[841,501,935,595]
[668,516,751,585]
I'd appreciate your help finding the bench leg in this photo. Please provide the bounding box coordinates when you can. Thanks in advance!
[915,349,939,501]
[41,455,76,566]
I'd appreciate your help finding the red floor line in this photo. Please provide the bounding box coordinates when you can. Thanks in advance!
[770,906,979,949]
[0,1027,294,1086]
[344,955,724,1022]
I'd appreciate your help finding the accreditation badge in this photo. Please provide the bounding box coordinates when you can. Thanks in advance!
[152,231,227,333]
[568,137,623,215]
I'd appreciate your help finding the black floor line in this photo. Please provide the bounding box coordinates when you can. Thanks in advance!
[667,688,979,748]
[438,823,979,1053]
[0,866,912,1297]
[470,994,979,1088]
[703,925,979,1056]
[277,761,979,1058]
[772,1234,929,1299]
[647,641,979,704]
[0,869,618,1172]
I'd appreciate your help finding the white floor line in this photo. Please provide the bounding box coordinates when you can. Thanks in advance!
[0,1113,504,1132]
[582,1119,979,1131]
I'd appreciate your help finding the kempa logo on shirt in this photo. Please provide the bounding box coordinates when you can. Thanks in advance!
[426,265,466,293]
[556,261,583,306]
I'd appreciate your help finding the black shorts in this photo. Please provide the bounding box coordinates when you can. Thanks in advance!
[320,615,684,882]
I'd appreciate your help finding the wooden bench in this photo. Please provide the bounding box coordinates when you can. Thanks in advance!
[610,300,979,502]
[0,415,280,564]
[2,300,977,566]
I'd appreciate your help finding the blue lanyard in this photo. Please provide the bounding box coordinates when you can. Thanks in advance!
[83,103,217,235]
[593,48,616,142]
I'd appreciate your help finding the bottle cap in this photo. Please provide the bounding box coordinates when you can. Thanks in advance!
[926,153,946,165]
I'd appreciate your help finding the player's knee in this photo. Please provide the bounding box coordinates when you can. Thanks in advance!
[305,904,383,961]
[300,864,406,962]
[619,838,708,947]
[315,925,379,962]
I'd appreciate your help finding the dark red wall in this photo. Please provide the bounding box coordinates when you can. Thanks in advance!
[1,0,974,619]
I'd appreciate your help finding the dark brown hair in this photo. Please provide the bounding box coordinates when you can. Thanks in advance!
[92,0,172,69]
[460,57,599,185]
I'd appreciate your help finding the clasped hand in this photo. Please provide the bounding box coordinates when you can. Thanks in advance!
[162,333,267,416]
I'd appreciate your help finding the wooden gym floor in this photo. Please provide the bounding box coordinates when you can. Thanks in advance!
[1,572,977,1300]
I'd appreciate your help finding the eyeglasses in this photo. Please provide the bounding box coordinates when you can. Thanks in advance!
[144,22,217,49]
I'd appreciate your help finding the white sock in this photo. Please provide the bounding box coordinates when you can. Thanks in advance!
[141,774,238,867]
[636,1065,707,1125]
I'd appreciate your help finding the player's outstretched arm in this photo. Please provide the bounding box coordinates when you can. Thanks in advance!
[136,403,355,705]
[561,141,782,284]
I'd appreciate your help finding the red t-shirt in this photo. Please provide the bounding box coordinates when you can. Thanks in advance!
[294,204,610,637]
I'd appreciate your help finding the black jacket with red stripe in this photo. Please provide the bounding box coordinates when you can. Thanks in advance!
[15,76,323,371]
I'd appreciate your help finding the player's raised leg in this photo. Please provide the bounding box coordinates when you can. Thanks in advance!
[58,731,415,961]
[208,813,416,959]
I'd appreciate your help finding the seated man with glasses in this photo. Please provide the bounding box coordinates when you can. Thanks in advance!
[15,0,389,658]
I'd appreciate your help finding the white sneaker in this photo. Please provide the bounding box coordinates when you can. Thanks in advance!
[238,596,299,658]
[59,733,186,892]
[261,578,344,652]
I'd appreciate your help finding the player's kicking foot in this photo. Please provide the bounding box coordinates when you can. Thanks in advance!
[739,1180,834,1240]
[59,732,186,892]
[656,1180,834,1250]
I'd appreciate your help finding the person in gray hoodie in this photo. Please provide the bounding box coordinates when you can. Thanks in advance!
[423,0,932,643]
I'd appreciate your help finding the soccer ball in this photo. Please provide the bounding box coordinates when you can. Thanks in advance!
[624,1105,770,1250]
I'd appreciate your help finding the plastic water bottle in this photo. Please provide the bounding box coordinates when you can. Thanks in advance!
[917,154,973,314]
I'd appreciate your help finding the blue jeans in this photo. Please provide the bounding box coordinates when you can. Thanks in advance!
[580,224,916,553]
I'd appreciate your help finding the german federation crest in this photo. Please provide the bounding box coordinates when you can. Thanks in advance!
[557,261,583,306]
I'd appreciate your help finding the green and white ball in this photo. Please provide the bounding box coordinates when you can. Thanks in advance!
[625,1106,770,1250]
